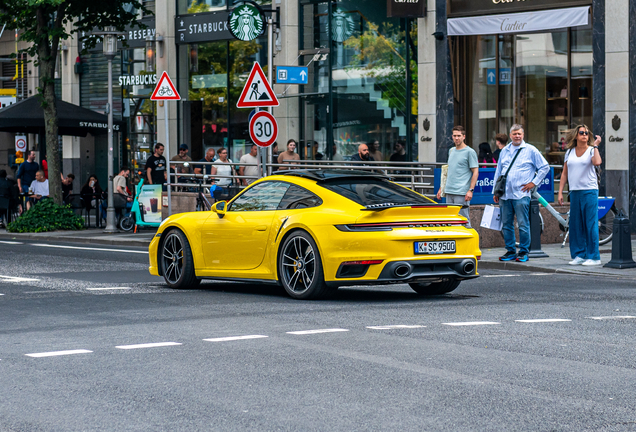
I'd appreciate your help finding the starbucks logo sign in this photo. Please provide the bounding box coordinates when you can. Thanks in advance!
[229,3,264,42]
[331,9,355,43]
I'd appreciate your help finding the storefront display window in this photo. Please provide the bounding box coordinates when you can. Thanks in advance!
[299,0,417,161]
[182,35,267,162]
[452,24,593,165]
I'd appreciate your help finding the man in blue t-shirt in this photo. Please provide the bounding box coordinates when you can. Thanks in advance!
[16,150,40,194]
[437,126,479,228]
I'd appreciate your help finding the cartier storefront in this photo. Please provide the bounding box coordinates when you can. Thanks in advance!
[447,0,594,166]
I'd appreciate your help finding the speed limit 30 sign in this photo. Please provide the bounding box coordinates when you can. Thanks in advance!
[249,111,278,147]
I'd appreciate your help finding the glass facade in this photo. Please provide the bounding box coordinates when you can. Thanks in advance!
[451,23,593,165]
[298,0,417,161]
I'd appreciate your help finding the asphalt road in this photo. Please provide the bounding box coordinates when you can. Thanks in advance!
[1,240,636,431]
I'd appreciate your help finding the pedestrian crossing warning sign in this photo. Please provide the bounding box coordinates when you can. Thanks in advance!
[151,71,181,101]
[236,62,279,108]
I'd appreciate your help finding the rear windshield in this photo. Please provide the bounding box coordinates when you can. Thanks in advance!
[320,178,432,206]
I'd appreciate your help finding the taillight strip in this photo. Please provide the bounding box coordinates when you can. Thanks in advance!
[355,221,468,228]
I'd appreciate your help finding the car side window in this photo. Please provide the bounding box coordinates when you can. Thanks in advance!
[278,185,323,210]
[230,181,291,212]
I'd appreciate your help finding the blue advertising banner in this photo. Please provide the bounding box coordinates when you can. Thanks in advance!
[434,167,555,205]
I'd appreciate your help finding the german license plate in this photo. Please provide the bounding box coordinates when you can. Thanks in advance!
[414,240,456,255]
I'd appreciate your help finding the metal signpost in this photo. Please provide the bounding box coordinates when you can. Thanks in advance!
[151,71,181,216]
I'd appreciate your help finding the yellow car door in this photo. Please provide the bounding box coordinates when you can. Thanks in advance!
[201,181,291,270]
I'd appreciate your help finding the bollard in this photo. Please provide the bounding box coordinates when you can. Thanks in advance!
[604,210,636,268]
[528,196,548,258]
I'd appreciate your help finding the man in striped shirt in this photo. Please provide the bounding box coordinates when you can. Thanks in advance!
[492,124,549,263]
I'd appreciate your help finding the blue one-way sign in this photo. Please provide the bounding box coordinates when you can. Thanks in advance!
[275,66,308,84]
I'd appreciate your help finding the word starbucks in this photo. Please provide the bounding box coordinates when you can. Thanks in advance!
[118,74,157,86]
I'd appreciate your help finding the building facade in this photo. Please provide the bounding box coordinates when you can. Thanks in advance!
[1,0,636,225]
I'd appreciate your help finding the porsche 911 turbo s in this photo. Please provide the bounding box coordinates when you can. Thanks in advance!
[149,170,480,299]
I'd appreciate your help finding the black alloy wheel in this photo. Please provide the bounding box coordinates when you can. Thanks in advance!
[409,279,461,295]
[278,231,334,299]
[161,229,200,289]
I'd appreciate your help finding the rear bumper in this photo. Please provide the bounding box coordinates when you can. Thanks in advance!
[327,258,478,287]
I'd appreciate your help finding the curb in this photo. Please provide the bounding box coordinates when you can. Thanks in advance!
[0,233,152,248]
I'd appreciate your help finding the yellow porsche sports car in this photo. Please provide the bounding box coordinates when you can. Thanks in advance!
[149,170,480,299]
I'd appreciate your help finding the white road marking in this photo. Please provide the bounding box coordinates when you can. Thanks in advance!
[287,328,349,335]
[26,349,92,358]
[0,293,4,296]
[587,316,636,320]
[203,335,268,342]
[0,275,40,282]
[481,275,520,278]
[115,342,182,350]
[515,319,572,323]
[0,241,23,245]
[32,244,148,254]
[86,287,131,291]
[442,321,500,326]
[366,325,426,330]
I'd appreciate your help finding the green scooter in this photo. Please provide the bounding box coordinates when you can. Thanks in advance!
[118,178,163,232]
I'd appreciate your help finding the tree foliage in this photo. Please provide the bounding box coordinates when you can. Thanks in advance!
[0,0,150,204]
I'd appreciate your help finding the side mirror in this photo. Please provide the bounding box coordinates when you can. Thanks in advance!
[212,200,227,218]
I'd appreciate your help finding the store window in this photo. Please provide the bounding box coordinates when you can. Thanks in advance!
[452,24,593,165]
[298,0,417,161]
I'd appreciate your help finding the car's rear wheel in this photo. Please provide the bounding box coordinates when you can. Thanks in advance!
[278,231,334,299]
[161,229,200,289]
[409,279,460,295]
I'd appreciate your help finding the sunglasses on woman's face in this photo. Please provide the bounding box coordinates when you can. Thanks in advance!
[578,130,589,136]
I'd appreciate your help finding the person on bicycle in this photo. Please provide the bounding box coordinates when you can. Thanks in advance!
[558,125,603,266]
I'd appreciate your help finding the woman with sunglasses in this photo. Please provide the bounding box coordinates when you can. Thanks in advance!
[211,147,237,200]
[557,125,603,266]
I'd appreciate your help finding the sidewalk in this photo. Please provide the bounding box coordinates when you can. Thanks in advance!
[479,241,636,278]
[0,228,156,248]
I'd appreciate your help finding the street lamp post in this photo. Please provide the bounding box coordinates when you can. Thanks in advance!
[94,27,124,233]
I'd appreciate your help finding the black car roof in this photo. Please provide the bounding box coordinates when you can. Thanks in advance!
[277,169,388,181]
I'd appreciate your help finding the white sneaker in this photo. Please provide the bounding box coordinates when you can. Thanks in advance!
[569,257,586,265]
[582,259,602,266]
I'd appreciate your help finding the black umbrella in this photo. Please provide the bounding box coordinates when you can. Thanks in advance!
[0,96,124,136]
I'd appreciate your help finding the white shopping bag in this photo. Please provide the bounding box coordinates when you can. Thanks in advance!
[480,205,502,231]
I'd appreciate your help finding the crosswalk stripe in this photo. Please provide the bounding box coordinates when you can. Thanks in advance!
[515,319,572,323]
[115,342,182,350]
[203,335,268,342]
[26,349,92,358]
[366,325,425,330]
[587,316,636,320]
[287,328,349,335]
[442,321,500,326]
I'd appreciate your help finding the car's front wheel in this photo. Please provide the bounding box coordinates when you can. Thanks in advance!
[161,229,200,289]
[409,279,460,295]
[278,231,334,300]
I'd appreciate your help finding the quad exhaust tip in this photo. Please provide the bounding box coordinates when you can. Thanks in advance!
[461,260,475,275]
[394,263,412,278]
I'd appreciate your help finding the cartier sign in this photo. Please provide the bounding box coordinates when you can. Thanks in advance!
[448,0,591,17]
[387,0,426,17]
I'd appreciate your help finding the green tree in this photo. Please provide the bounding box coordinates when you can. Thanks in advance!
[0,0,149,204]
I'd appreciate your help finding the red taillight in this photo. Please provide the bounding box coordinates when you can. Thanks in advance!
[476,255,481,260]
[341,260,384,265]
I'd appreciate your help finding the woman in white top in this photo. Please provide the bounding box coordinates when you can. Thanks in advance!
[557,125,603,266]
[211,147,237,199]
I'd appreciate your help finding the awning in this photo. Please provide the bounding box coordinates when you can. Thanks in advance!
[0,96,124,136]
[447,6,589,37]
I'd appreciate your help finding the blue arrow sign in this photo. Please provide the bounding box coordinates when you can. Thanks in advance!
[275,66,308,84]
[486,69,496,85]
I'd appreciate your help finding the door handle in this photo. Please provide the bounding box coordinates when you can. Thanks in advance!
[255,225,267,231]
